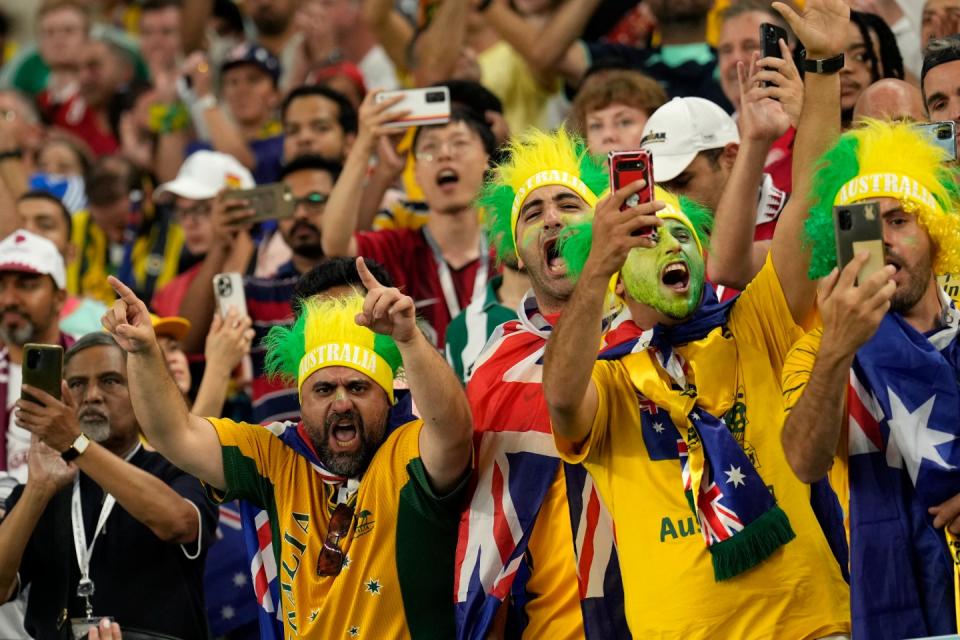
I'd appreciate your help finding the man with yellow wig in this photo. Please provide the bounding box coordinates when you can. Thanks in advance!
[542,0,855,636]
[781,119,960,639]
[98,264,473,639]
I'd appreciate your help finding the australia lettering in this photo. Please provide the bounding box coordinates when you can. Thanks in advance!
[280,512,310,635]
[660,515,702,542]
[299,343,378,378]
[838,172,938,210]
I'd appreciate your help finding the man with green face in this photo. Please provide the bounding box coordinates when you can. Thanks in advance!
[541,0,858,636]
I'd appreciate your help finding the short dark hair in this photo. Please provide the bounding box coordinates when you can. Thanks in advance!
[17,190,72,236]
[279,154,343,183]
[65,332,125,368]
[922,35,960,93]
[140,0,181,14]
[412,106,497,158]
[281,85,358,135]
[292,257,394,316]
[85,155,142,207]
[850,10,904,82]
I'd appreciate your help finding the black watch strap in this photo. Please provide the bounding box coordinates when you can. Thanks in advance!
[803,53,845,74]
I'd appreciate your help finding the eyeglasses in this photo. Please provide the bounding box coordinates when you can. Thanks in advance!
[317,502,354,577]
[414,138,476,163]
[173,202,212,221]
[293,192,328,214]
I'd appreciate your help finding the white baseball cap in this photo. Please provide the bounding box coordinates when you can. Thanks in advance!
[0,229,66,289]
[154,150,255,201]
[640,97,740,183]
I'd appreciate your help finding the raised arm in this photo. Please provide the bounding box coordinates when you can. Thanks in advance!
[103,276,227,490]
[0,440,75,603]
[361,0,415,74]
[708,45,801,289]
[321,91,407,257]
[355,258,472,493]
[769,0,848,323]
[543,183,662,444]
[182,53,255,169]
[180,0,213,54]
[192,309,254,418]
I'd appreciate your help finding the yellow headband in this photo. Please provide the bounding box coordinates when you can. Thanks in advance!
[654,187,705,255]
[510,169,599,247]
[298,342,395,403]
[834,171,944,215]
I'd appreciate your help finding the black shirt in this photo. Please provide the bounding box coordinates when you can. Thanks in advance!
[4,447,218,640]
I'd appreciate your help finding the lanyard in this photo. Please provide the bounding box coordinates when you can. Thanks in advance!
[421,227,489,320]
[70,444,141,595]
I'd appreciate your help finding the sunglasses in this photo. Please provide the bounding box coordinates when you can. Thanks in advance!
[317,502,354,577]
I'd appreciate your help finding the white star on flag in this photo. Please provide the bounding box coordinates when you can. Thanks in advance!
[221,605,235,620]
[886,388,956,485]
[232,572,247,587]
[724,465,746,488]
[652,421,665,434]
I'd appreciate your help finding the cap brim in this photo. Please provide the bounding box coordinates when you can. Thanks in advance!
[152,317,191,341]
[650,150,698,184]
[0,261,64,289]
[154,176,220,202]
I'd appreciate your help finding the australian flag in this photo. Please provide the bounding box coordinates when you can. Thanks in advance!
[203,502,261,638]
[847,308,960,639]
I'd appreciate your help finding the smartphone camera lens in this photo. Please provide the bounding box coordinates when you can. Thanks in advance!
[838,209,853,231]
[217,277,232,297]
[425,91,445,103]
[937,124,952,140]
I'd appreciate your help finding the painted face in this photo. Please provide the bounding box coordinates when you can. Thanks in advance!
[514,184,593,311]
[299,365,390,477]
[876,197,936,313]
[621,218,705,320]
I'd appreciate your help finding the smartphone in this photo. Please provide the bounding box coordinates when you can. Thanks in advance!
[213,272,247,317]
[21,344,63,406]
[222,183,295,225]
[834,202,885,285]
[760,23,788,88]
[609,149,655,224]
[915,121,958,161]
[375,87,451,129]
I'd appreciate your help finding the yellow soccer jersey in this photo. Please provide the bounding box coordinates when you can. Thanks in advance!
[207,418,467,639]
[555,257,850,639]
[67,210,183,306]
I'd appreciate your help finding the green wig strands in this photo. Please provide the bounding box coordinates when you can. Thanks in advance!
[477,128,609,262]
[262,295,403,385]
[805,135,862,279]
[557,194,713,281]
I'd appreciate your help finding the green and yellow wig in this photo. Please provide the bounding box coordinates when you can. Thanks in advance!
[806,119,960,279]
[557,186,714,280]
[477,127,609,262]
[263,295,403,403]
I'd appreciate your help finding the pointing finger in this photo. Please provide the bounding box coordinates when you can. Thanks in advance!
[356,257,381,291]
[107,276,140,305]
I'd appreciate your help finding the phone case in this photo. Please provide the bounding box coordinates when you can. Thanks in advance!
[222,183,295,224]
[22,344,63,405]
[213,273,248,318]
[375,87,451,128]
[609,150,654,212]
[834,202,885,285]
[915,121,958,161]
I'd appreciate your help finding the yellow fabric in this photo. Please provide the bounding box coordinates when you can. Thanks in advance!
[521,465,585,640]
[208,417,426,639]
[939,273,960,305]
[479,41,561,138]
[555,257,850,639]
[67,210,183,306]
[510,169,598,239]
[372,200,430,231]
[834,172,944,214]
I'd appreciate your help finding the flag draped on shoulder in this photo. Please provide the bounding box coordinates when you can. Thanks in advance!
[454,294,630,639]
[846,294,960,639]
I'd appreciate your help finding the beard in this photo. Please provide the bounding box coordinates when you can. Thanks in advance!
[252,8,291,36]
[314,410,380,478]
[889,249,934,314]
[0,307,36,346]
[78,410,111,443]
[285,221,325,259]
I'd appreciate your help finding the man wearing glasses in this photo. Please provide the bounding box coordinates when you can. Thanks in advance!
[100,259,473,639]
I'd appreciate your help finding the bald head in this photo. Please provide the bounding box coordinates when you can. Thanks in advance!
[852,79,927,123]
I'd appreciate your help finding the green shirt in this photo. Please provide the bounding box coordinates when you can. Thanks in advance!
[444,275,518,383]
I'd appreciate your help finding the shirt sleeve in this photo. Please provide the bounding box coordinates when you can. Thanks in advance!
[553,360,619,465]
[205,418,288,508]
[166,467,220,557]
[728,253,808,377]
[781,327,823,415]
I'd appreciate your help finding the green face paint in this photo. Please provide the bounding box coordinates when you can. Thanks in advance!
[621,219,705,319]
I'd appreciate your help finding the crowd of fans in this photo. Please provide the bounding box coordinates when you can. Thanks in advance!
[0,0,958,638]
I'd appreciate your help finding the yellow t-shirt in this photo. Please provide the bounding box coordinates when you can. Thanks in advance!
[207,418,466,639]
[478,41,561,136]
[521,465,584,640]
[67,210,183,306]
[939,273,960,304]
[556,257,850,639]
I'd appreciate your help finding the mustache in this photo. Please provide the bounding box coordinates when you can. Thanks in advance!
[0,305,26,319]
[325,410,362,430]
[78,409,108,422]
[291,220,320,235]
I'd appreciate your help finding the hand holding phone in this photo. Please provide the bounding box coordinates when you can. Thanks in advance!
[374,87,450,129]
[759,23,788,87]
[213,273,248,318]
[833,202,885,285]
[222,183,294,225]
[609,150,655,235]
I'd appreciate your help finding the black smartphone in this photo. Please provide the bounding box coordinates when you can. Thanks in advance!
[833,202,885,285]
[21,344,63,406]
[760,23,788,87]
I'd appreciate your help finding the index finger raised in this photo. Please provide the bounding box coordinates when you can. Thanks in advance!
[107,275,141,305]
[356,257,382,291]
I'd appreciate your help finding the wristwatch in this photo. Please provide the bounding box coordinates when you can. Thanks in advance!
[803,53,845,74]
[61,433,90,461]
